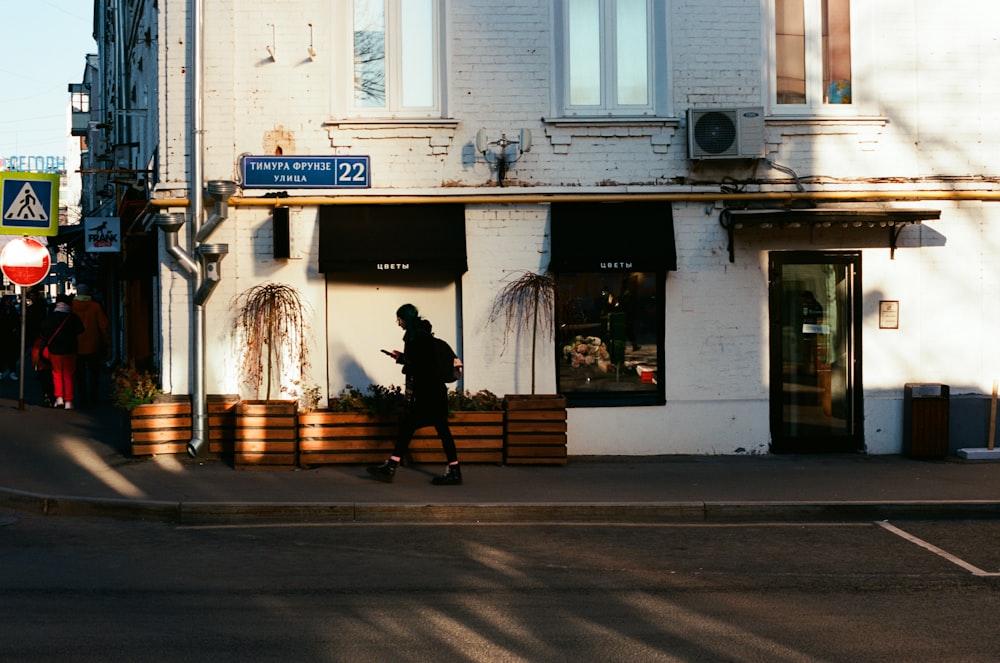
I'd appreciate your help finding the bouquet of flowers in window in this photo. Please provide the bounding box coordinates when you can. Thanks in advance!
[563,335,612,372]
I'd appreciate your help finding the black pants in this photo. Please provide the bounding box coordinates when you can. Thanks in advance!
[75,353,103,406]
[393,412,458,464]
[35,369,54,404]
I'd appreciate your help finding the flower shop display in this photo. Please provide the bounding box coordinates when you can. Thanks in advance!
[563,335,612,373]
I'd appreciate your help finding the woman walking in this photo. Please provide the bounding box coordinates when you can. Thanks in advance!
[41,294,84,409]
[367,303,462,485]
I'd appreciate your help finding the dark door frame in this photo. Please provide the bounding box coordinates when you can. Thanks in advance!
[768,251,864,453]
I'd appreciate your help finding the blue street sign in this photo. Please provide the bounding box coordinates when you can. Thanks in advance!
[0,172,59,236]
[241,155,371,189]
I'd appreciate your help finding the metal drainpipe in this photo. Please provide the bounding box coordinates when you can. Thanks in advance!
[197,181,238,243]
[156,213,198,276]
[188,0,208,457]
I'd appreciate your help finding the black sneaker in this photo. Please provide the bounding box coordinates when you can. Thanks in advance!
[431,464,462,486]
[366,460,397,483]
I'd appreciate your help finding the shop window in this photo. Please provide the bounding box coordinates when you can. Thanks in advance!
[772,0,852,109]
[550,202,674,407]
[556,271,664,406]
[554,0,667,117]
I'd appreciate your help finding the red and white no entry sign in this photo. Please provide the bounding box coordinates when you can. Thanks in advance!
[0,237,51,287]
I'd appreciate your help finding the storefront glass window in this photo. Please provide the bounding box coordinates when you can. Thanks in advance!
[556,271,663,406]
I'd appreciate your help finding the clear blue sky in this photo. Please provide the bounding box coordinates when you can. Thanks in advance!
[0,0,96,158]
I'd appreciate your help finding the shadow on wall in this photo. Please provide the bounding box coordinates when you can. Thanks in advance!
[338,356,377,397]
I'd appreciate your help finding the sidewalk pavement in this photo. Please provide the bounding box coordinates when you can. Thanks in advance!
[1,390,999,525]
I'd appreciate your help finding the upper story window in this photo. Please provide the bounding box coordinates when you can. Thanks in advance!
[68,83,91,138]
[555,0,666,118]
[771,0,852,111]
[340,0,442,118]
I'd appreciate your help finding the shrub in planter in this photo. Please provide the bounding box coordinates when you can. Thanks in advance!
[298,385,504,466]
[112,366,162,412]
[111,366,185,458]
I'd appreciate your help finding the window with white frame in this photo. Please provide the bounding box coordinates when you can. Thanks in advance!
[343,0,441,117]
[771,0,852,109]
[555,0,665,117]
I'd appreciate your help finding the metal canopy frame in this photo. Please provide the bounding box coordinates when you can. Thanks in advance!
[719,207,942,262]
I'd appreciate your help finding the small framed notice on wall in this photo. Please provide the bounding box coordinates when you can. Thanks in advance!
[879,300,899,329]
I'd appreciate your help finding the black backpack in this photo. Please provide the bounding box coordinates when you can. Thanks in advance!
[432,336,463,383]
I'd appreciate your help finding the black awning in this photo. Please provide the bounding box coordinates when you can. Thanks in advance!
[550,201,676,272]
[319,204,467,274]
[720,206,942,262]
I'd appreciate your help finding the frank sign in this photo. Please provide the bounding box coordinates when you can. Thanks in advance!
[85,217,121,253]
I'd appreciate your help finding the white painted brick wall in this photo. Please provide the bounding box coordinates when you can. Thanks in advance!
[150,0,1000,454]
[464,205,556,396]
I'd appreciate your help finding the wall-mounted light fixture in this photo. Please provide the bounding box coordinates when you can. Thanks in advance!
[476,129,532,187]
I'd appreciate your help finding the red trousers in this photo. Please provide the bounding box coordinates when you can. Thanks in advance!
[49,354,77,403]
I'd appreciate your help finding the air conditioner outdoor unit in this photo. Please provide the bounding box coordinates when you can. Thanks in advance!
[687,107,765,159]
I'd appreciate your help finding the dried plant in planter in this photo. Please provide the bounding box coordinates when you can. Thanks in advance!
[487,270,558,395]
[232,282,311,400]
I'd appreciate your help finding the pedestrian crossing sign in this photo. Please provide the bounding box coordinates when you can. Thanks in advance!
[1,172,59,236]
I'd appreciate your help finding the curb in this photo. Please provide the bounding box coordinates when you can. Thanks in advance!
[4,488,1000,524]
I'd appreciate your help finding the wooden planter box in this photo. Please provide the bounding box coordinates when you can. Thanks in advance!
[298,411,504,467]
[130,395,192,457]
[504,394,568,464]
[208,394,241,456]
[234,400,299,470]
[129,394,241,459]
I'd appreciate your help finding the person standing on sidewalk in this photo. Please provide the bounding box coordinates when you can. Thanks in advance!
[41,295,84,410]
[26,290,54,406]
[367,303,462,485]
[71,284,111,407]
[0,295,21,380]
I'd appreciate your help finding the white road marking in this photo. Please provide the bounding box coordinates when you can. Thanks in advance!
[877,521,1000,577]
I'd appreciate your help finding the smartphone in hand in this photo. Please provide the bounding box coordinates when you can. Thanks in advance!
[381,349,394,356]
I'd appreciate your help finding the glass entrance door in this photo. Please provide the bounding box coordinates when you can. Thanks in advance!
[769,252,863,453]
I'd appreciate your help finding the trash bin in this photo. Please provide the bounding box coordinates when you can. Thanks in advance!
[903,383,949,458]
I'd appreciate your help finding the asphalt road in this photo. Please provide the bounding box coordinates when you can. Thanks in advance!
[2,513,999,662]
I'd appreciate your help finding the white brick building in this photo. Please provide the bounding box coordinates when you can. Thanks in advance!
[80,0,1000,456]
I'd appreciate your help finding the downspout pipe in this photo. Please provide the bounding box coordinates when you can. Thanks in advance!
[189,0,208,457]
[188,242,228,457]
[194,244,228,306]
[154,214,227,457]
[196,180,238,243]
[155,212,198,275]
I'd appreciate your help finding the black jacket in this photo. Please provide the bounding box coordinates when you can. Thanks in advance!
[399,327,447,422]
[42,309,84,356]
